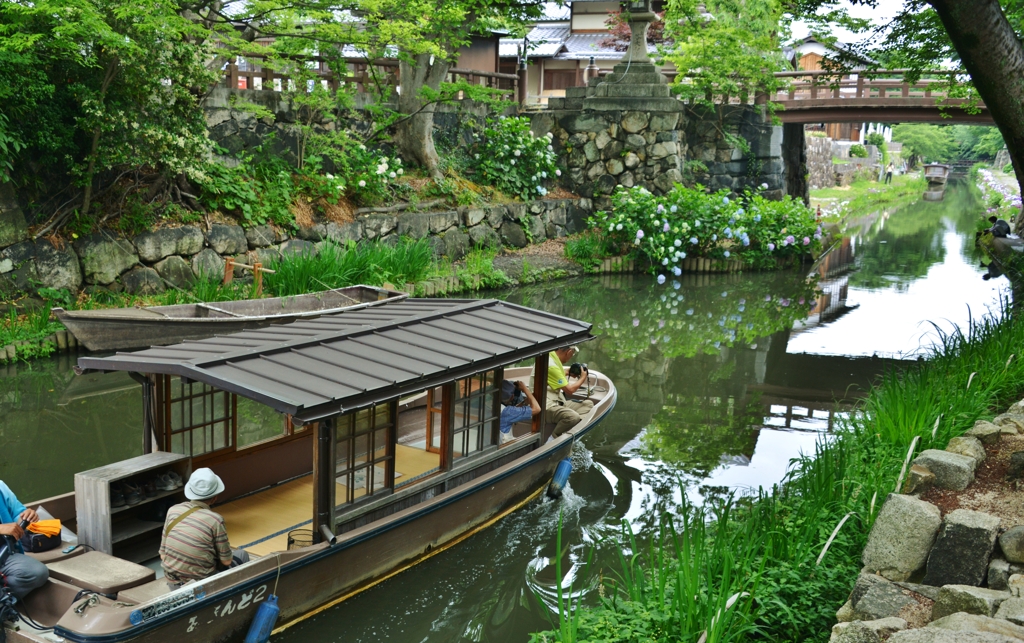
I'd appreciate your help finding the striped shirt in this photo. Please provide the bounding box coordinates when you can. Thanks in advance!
[159,501,233,583]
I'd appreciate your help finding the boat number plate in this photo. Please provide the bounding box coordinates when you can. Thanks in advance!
[129,586,206,626]
[186,584,268,633]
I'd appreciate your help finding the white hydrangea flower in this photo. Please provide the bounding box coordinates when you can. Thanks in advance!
[358,180,366,187]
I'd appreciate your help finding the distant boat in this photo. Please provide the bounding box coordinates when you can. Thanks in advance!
[923,163,950,186]
[55,285,405,351]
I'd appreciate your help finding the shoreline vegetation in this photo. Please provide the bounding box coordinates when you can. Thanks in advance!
[1,183,826,364]
[530,303,1024,643]
[811,173,929,220]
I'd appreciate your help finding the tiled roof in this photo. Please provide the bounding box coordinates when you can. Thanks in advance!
[556,33,646,60]
[538,2,571,21]
[500,26,570,59]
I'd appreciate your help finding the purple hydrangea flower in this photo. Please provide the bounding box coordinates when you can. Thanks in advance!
[803,237,810,245]
[767,243,775,251]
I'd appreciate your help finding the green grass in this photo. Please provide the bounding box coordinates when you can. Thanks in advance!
[812,174,927,219]
[533,302,1024,643]
[265,238,434,296]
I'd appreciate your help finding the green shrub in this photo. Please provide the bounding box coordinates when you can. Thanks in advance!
[592,185,822,274]
[1004,163,1014,174]
[849,144,869,158]
[472,116,560,200]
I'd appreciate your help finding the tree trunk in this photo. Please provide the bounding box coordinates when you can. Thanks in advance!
[395,54,450,180]
[926,0,1024,228]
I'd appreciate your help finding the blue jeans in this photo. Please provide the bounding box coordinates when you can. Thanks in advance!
[3,553,48,600]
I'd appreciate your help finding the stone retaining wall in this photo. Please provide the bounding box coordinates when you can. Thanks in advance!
[0,198,591,297]
[831,401,1024,643]
[807,135,834,189]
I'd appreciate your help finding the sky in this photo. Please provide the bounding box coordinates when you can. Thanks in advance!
[790,1,905,45]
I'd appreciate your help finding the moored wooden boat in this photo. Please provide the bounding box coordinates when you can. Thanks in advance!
[6,297,616,643]
[923,163,950,186]
[54,285,405,352]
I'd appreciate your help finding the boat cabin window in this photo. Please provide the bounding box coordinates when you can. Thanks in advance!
[394,387,444,489]
[155,375,307,463]
[165,377,234,457]
[452,369,500,460]
[335,402,395,504]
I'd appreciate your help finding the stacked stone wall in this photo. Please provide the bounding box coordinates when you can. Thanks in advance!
[683,105,786,200]
[530,106,684,208]
[807,134,835,189]
[0,199,590,298]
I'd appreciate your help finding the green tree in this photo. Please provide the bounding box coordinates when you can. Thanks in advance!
[891,124,956,166]
[0,0,221,226]
[796,0,1024,226]
[223,0,542,179]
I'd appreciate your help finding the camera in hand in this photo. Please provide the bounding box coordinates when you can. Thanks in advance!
[568,362,588,379]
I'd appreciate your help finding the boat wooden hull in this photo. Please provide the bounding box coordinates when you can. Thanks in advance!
[19,373,616,643]
[54,286,404,352]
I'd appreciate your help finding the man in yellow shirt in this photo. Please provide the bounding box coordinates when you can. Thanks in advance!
[546,346,594,436]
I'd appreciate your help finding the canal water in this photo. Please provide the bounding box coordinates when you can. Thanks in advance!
[0,181,1009,641]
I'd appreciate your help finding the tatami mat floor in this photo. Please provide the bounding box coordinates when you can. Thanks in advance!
[219,445,442,556]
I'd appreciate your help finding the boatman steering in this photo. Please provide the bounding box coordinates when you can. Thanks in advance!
[546,346,594,437]
[159,468,249,584]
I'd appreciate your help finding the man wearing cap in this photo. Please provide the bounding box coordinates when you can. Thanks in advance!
[159,468,248,583]
[546,346,594,436]
[500,379,540,444]
[0,481,47,600]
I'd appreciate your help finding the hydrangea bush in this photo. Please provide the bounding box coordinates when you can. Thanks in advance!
[593,184,823,274]
[473,116,560,200]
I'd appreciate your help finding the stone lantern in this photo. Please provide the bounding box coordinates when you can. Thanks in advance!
[623,0,656,64]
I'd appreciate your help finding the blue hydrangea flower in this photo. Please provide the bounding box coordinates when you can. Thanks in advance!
[724,250,730,257]
[657,274,666,284]
[670,205,678,213]
[690,237,698,244]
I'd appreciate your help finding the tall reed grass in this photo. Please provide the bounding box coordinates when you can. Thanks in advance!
[265,238,434,296]
[533,303,1024,643]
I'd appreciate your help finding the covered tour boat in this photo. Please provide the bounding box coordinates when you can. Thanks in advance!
[6,297,615,643]
[54,285,405,352]
[922,163,950,186]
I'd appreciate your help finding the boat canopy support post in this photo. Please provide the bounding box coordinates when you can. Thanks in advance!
[129,372,158,454]
[532,354,549,441]
[312,417,336,544]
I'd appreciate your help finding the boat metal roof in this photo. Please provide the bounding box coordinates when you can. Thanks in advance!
[76,298,592,423]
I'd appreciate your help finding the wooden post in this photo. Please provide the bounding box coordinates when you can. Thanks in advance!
[518,61,528,107]
[254,262,263,296]
[223,257,234,284]
[532,353,549,438]
[228,62,239,90]
[312,418,335,545]
[856,76,864,98]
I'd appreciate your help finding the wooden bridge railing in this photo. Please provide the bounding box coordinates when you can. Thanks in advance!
[770,69,972,103]
[224,55,524,104]
[593,67,979,110]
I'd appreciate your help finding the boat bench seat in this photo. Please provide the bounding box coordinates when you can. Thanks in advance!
[46,551,155,596]
[117,578,178,604]
[27,545,86,564]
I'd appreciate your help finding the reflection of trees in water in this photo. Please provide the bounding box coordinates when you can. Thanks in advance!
[641,392,762,479]
[849,182,984,290]
[0,355,142,500]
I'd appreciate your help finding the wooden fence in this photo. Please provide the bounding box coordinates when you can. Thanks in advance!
[224,55,526,105]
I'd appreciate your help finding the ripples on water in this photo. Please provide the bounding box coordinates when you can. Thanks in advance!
[0,182,1010,641]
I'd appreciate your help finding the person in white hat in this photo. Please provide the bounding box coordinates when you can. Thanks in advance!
[159,468,249,583]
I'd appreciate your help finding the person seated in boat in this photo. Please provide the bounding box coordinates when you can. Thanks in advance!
[159,468,249,584]
[0,481,48,601]
[546,346,594,437]
[499,379,540,444]
[989,215,1011,238]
